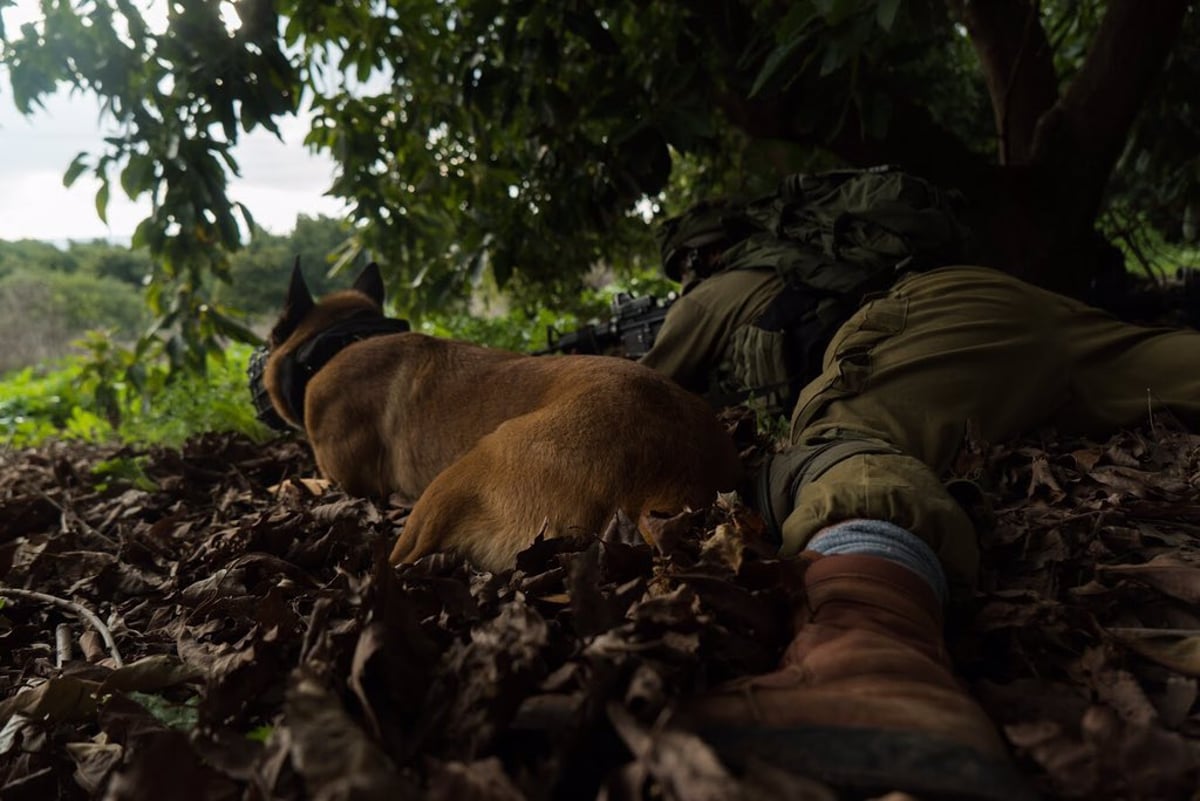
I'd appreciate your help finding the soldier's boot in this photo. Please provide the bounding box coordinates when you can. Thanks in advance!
[680,552,1033,801]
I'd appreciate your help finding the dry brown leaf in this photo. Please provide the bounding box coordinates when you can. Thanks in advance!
[0,677,101,723]
[638,509,703,555]
[65,736,123,794]
[427,758,527,801]
[1080,646,1159,727]
[1109,628,1200,677]
[606,702,742,801]
[6,422,1200,801]
[268,476,333,498]
[283,671,417,800]
[1151,676,1198,728]
[98,654,201,694]
[1027,455,1066,502]
[1070,448,1104,472]
[1098,553,1200,604]
[699,523,745,572]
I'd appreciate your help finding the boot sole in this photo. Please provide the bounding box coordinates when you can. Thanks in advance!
[700,724,1039,801]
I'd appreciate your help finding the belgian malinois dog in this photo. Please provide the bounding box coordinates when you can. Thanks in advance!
[256,262,745,570]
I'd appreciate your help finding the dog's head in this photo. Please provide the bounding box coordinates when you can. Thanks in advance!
[267,259,386,352]
[249,259,406,431]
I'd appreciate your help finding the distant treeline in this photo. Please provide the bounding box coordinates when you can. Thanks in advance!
[0,214,351,373]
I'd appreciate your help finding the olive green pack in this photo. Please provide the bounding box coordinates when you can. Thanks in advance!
[722,166,970,290]
[665,166,971,413]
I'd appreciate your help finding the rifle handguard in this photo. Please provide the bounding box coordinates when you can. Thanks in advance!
[535,293,676,359]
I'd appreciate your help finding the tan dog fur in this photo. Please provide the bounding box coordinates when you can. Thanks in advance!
[264,264,745,571]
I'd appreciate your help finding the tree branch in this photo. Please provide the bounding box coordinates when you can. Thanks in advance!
[716,85,989,186]
[947,0,1059,164]
[1031,0,1190,208]
[0,587,125,667]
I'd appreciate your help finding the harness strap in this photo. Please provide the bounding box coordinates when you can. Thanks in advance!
[269,313,410,429]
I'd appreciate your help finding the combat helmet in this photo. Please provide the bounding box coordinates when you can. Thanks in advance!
[655,198,741,282]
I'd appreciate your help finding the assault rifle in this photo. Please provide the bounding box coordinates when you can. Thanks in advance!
[535,292,676,359]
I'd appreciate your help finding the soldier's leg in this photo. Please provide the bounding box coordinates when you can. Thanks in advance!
[763,266,1078,593]
[1050,295,1200,431]
[690,266,1057,798]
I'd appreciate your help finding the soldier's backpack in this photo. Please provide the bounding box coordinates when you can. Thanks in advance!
[665,166,971,411]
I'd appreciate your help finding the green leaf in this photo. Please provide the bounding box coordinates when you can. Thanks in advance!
[120,154,156,199]
[246,725,274,743]
[817,0,858,26]
[235,202,257,235]
[207,309,262,345]
[126,692,200,730]
[95,181,111,224]
[876,0,901,31]
[750,35,809,98]
[63,152,91,188]
[820,40,848,76]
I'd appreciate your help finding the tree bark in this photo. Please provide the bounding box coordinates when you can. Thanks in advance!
[1016,0,1191,292]
[946,0,1059,165]
[716,85,989,186]
[1031,0,1190,212]
[713,0,1191,298]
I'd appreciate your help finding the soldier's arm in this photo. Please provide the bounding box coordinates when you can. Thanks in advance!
[638,296,725,393]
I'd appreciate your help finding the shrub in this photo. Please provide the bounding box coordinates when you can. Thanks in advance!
[0,344,272,449]
[0,270,148,372]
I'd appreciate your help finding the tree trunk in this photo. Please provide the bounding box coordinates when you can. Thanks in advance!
[1024,0,1190,294]
[718,0,1191,301]
[947,0,1059,165]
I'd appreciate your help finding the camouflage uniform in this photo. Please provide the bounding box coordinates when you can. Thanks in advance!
[645,262,1200,596]
[639,268,784,403]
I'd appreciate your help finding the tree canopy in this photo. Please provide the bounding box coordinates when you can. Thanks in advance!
[1,0,1196,364]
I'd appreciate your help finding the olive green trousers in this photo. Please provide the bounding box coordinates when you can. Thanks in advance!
[769,266,1200,595]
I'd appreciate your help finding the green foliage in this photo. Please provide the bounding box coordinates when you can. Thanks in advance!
[418,306,579,355]
[1108,11,1200,247]
[417,266,680,353]
[67,240,154,286]
[125,692,201,731]
[0,360,110,445]
[0,261,680,448]
[91,455,157,493]
[44,270,146,334]
[246,725,274,744]
[214,215,355,317]
[0,238,79,279]
[0,343,272,449]
[0,268,147,373]
[2,0,297,374]
[1,0,1196,390]
[0,237,152,285]
[1101,208,1200,279]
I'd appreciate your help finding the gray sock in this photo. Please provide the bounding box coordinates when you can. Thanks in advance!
[807,519,949,606]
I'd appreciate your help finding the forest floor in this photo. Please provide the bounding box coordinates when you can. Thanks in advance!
[1,407,1198,800]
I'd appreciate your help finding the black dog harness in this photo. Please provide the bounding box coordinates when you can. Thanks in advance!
[247,313,411,432]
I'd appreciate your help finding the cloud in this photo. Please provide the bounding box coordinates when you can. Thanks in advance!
[0,55,345,242]
[0,167,147,242]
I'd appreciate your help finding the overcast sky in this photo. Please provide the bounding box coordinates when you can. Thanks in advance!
[0,1,346,243]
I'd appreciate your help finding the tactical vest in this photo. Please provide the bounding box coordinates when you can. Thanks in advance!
[688,167,970,416]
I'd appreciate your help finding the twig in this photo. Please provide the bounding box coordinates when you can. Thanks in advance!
[0,587,124,667]
[1108,627,1200,638]
[55,622,73,668]
[36,490,119,549]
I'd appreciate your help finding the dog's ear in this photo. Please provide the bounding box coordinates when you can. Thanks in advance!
[269,257,316,346]
[352,262,386,308]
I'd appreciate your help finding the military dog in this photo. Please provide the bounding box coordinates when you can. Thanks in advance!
[256,262,745,570]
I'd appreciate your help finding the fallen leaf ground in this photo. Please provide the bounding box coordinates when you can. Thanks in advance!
[1,409,1198,800]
